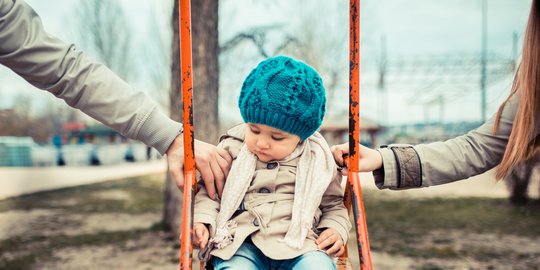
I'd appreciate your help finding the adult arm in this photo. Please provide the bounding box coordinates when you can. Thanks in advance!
[0,0,180,154]
[0,0,232,194]
[376,92,532,189]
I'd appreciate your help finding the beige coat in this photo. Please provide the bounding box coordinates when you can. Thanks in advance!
[376,92,540,189]
[194,125,350,260]
[0,0,180,154]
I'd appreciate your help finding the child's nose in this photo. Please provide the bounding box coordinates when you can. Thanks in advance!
[256,138,269,149]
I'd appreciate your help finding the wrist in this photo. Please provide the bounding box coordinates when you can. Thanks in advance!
[374,149,383,170]
[166,133,184,155]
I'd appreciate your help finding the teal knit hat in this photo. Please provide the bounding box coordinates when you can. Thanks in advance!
[239,56,326,140]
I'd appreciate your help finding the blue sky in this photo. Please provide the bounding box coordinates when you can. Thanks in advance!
[0,0,532,126]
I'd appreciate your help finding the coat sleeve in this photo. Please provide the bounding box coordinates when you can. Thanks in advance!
[0,0,181,154]
[317,172,351,243]
[374,92,535,189]
[194,182,221,230]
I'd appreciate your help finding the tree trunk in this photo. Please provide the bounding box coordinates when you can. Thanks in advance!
[505,154,539,205]
[163,1,220,237]
[507,166,531,205]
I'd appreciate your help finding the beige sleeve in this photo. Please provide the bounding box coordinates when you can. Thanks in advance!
[0,0,181,154]
[317,172,351,243]
[375,92,521,189]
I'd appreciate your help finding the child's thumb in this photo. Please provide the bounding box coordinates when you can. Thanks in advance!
[195,227,203,239]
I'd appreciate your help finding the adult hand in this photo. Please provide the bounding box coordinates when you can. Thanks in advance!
[330,142,383,176]
[316,228,345,257]
[193,139,232,199]
[166,135,232,199]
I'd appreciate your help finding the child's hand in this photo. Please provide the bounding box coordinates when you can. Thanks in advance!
[193,222,210,249]
[315,228,345,257]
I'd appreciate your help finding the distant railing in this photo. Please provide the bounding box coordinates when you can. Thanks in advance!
[0,136,160,167]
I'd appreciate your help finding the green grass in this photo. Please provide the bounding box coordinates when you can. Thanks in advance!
[0,175,165,214]
[0,230,151,270]
[365,196,540,237]
[1,175,540,268]
[0,175,168,270]
[363,194,540,259]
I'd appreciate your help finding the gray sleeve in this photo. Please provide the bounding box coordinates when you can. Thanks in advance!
[0,0,181,154]
[375,92,521,189]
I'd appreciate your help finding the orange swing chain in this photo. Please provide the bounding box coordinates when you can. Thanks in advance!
[179,0,196,269]
[178,0,372,269]
[347,0,373,268]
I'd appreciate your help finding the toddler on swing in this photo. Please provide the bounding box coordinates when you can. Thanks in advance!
[193,56,350,270]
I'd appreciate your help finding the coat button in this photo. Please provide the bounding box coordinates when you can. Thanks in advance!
[253,218,259,226]
[266,162,278,169]
[258,187,271,193]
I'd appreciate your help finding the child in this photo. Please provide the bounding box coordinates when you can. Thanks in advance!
[193,56,350,270]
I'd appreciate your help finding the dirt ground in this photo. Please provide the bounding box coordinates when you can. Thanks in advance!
[2,207,539,270]
[1,173,539,270]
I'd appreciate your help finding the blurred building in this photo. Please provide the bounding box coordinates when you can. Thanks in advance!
[0,136,34,167]
[320,115,383,148]
[0,122,159,167]
[62,122,125,145]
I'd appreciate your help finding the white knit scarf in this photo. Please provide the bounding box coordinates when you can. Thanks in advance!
[209,132,336,250]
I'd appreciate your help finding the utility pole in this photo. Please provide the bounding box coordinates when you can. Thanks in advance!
[438,94,444,125]
[480,0,488,122]
[378,35,387,126]
[512,31,519,72]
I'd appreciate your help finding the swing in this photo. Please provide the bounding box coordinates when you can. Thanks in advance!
[178,0,372,269]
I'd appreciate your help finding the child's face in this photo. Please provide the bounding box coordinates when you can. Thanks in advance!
[245,123,301,162]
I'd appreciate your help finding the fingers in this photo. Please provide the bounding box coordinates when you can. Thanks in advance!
[193,227,202,248]
[212,148,232,197]
[325,239,344,256]
[332,142,384,173]
[316,229,333,249]
[343,155,350,168]
[340,167,349,176]
[201,229,209,249]
[331,145,345,167]
[316,229,344,257]
[194,140,233,200]
[194,224,210,249]
[208,157,225,198]
[195,151,217,198]
[201,172,217,200]
[197,227,209,249]
[331,245,345,257]
[217,148,233,174]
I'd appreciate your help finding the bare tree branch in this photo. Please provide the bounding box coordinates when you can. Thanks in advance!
[74,0,136,81]
[220,25,297,58]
